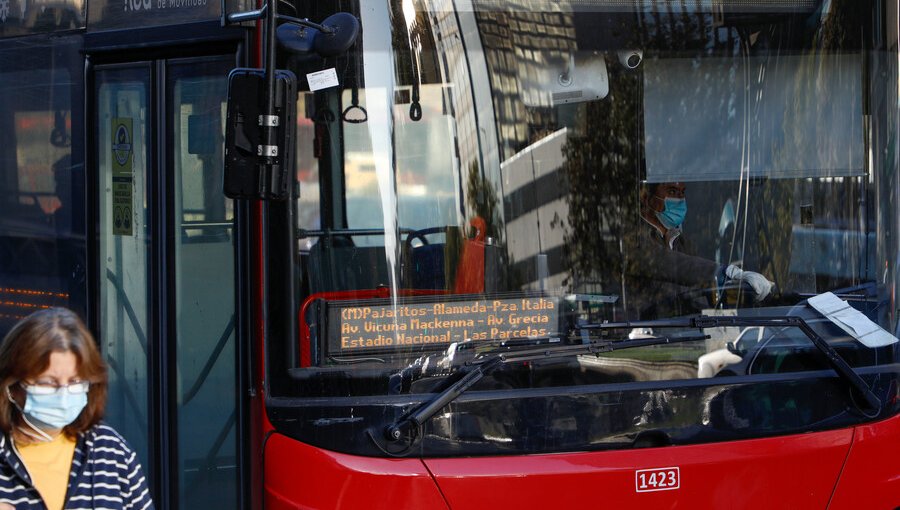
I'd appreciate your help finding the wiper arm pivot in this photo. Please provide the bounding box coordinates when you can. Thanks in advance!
[385,357,502,442]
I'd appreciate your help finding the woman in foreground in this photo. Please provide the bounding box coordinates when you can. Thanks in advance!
[0,308,153,510]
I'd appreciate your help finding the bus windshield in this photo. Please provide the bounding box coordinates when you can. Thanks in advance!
[273,0,900,456]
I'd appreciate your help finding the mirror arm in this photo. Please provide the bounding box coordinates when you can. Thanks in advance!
[276,14,336,34]
[225,3,267,24]
[225,6,337,35]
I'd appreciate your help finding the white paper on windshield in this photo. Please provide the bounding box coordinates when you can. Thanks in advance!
[307,68,339,92]
[807,292,899,348]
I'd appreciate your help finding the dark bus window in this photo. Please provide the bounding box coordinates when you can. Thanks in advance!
[0,35,85,335]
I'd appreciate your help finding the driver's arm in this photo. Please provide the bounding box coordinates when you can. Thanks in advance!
[627,232,774,301]
[626,232,721,287]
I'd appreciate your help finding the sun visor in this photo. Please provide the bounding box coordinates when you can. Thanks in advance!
[643,53,864,183]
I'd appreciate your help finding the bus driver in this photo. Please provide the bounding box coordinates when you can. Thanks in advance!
[623,181,774,318]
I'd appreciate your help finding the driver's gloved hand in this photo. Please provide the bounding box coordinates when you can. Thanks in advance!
[725,264,774,301]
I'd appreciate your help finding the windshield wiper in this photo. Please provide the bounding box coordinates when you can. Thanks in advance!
[381,330,708,448]
[588,315,882,412]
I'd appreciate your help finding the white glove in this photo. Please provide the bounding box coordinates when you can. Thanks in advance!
[725,264,774,301]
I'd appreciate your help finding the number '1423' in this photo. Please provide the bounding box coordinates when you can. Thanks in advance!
[635,467,680,492]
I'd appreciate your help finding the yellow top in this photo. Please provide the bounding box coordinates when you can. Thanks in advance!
[15,433,76,510]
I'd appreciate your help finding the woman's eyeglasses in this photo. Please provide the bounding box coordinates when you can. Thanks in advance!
[20,381,91,395]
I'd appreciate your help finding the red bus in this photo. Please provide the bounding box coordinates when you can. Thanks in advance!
[1,0,899,508]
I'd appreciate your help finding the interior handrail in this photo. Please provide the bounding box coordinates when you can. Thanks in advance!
[297,227,416,238]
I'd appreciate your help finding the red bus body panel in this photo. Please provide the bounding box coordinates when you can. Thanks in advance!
[260,420,900,509]
[829,414,900,509]
[264,433,449,510]
[425,429,853,509]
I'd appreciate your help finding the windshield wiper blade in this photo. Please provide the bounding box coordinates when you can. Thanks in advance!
[382,331,708,446]
[593,315,882,412]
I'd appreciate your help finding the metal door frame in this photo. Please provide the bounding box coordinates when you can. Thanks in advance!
[84,24,250,508]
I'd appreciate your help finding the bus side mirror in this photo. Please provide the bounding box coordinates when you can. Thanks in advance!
[223,68,297,200]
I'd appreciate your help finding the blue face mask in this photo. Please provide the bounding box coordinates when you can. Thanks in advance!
[22,389,87,431]
[655,197,687,229]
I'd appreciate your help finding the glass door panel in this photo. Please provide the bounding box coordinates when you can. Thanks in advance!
[168,57,237,510]
[96,65,152,471]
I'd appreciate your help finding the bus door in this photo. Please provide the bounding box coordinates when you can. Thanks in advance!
[91,52,241,509]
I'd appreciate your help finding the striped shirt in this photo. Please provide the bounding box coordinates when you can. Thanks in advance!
[0,423,153,510]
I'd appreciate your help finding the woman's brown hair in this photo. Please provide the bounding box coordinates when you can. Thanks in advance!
[0,308,108,439]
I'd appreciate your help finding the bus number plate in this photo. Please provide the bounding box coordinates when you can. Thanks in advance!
[635,467,680,492]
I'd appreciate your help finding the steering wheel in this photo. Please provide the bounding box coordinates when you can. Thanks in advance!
[404,226,445,249]
[674,279,765,312]
[720,279,765,307]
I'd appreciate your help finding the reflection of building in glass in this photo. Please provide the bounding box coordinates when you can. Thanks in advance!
[500,128,569,290]
[472,1,577,289]
[427,2,484,188]
[0,0,85,37]
[473,0,577,159]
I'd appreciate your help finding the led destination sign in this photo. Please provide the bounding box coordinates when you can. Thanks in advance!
[329,296,559,354]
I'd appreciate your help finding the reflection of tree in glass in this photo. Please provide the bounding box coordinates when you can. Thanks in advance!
[561,68,642,294]
[465,162,502,241]
[560,7,735,298]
